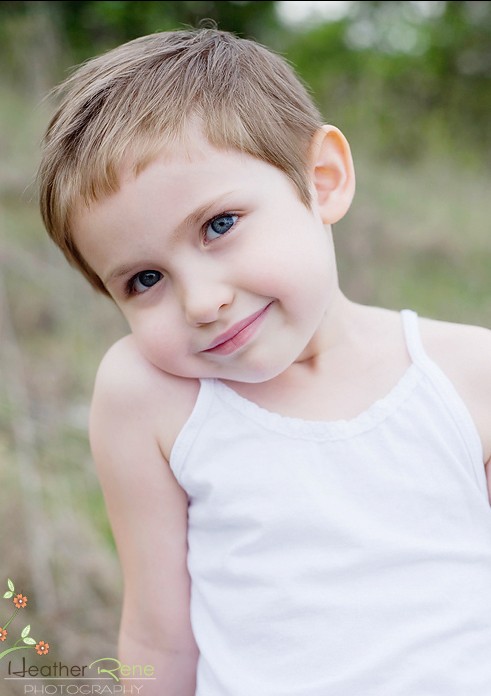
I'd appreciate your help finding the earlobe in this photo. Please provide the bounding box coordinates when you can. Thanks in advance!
[309,125,356,224]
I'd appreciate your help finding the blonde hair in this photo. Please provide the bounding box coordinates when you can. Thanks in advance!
[38,27,323,294]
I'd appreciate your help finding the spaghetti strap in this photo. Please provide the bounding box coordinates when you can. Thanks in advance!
[400,309,484,478]
[400,309,427,366]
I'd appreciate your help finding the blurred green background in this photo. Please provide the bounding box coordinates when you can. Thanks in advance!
[0,1,490,688]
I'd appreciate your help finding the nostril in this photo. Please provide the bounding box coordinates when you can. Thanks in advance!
[183,286,234,326]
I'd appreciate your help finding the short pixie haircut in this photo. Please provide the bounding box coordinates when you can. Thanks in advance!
[38,28,323,294]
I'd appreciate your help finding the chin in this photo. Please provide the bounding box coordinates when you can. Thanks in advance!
[221,360,294,385]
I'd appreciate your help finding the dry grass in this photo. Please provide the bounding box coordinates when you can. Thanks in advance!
[335,148,491,325]
[1,84,128,690]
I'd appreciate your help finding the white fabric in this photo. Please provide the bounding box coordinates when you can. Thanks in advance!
[170,309,491,696]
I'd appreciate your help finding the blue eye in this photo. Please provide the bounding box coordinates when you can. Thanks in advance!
[205,214,238,241]
[129,270,162,295]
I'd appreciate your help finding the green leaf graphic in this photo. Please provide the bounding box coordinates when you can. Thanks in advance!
[23,637,36,645]
[3,592,13,599]
[21,625,31,638]
[7,580,14,592]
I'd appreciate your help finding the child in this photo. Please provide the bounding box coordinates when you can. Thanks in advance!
[38,27,491,696]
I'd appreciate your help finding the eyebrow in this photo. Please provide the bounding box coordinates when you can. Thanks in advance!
[103,191,238,286]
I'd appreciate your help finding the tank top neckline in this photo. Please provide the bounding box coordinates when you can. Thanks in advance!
[197,309,424,440]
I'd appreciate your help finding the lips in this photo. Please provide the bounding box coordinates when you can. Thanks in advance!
[203,302,272,355]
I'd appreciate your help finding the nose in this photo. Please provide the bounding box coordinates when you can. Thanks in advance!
[179,272,235,326]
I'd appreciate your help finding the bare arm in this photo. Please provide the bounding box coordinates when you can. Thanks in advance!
[89,337,199,695]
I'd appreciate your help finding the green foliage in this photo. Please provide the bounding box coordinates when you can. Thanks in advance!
[280,1,491,163]
[0,1,489,163]
[0,0,278,67]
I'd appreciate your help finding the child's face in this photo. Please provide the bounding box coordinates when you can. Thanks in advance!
[72,132,341,384]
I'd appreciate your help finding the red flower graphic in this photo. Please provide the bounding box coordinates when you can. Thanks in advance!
[13,594,28,609]
[0,628,7,641]
[35,641,49,656]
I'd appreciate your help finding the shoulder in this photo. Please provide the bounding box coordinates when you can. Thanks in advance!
[417,315,491,464]
[88,336,200,655]
[91,333,200,461]
[417,314,491,384]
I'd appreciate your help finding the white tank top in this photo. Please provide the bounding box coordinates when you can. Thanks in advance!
[170,309,491,696]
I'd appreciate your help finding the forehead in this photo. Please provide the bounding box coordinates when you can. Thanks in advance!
[70,135,294,274]
[123,134,249,189]
[75,137,263,228]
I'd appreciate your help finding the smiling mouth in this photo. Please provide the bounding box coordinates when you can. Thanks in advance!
[202,302,273,355]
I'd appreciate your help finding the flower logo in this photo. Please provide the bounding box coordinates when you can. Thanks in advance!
[35,640,50,656]
[13,595,28,609]
[0,579,50,661]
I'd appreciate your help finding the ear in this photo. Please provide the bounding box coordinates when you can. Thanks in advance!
[308,125,355,224]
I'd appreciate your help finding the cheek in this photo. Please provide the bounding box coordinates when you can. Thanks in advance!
[129,313,184,370]
[254,228,333,298]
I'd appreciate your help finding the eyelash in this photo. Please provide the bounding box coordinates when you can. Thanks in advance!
[202,212,240,244]
[125,270,163,297]
[124,211,241,297]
